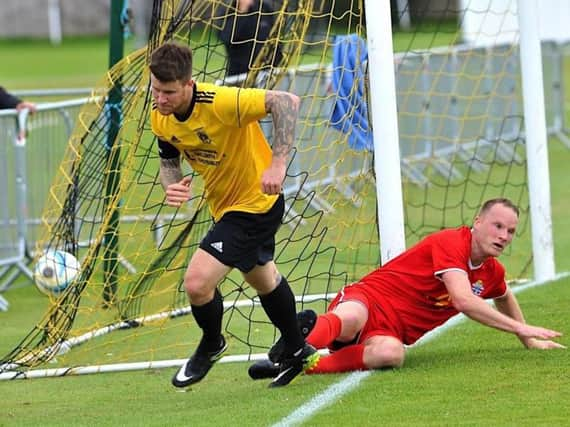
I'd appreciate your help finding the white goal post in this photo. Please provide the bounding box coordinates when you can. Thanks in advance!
[517,0,555,281]
[366,0,556,279]
[364,0,406,263]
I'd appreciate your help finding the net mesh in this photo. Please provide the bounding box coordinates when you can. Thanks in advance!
[1,0,532,376]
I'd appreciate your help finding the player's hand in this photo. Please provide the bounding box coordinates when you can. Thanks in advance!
[523,337,566,350]
[16,101,37,113]
[165,176,192,207]
[261,161,286,195]
[516,324,562,341]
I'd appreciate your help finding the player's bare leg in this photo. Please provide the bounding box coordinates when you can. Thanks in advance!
[331,300,368,340]
[362,335,405,369]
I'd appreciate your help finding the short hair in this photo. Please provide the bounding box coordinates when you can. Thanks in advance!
[478,198,519,217]
[149,42,193,83]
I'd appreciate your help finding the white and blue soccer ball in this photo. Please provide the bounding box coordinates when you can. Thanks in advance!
[33,250,81,296]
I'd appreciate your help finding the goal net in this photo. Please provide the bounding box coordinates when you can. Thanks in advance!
[1,0,535,379]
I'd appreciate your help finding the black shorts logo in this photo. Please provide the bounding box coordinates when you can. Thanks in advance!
[210,241,223,253]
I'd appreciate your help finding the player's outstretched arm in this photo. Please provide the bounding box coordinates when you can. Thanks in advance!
[261,90,300,195]
[494,290,566,350]
[443,271,564,346]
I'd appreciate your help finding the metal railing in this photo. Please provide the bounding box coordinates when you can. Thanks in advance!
[0,99,87,310]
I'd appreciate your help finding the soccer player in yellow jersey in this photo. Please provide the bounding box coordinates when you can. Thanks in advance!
[149,42,318,388]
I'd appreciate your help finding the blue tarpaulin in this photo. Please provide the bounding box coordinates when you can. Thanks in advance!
[330,34,373,151]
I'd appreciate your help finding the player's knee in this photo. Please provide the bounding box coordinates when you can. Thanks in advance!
[183,271,214,303]
[363,338,405,369]
[333,301,367,339]
[382,346,405,368]
[337,312,365,339]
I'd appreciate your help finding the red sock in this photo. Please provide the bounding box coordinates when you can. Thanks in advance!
[306,312,342,349]
[307,344,367,374]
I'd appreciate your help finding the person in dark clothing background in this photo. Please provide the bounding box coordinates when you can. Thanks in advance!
[0,86,36,111]
[218,0,283,78]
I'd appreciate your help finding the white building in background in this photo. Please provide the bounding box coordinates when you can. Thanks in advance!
[2,1,570,46]
[460,0,570,45]
[0,0,150,43]
[0,0,110,38]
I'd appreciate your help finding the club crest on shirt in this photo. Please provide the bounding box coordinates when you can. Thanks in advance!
[471,280,484,296]
[194,128,213,144]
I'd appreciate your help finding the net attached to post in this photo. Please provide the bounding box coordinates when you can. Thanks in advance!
[1,0,536,379]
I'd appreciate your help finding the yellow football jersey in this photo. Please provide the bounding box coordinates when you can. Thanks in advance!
[151,82,279,221]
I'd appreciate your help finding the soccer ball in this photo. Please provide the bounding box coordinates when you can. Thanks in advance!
[33,250,81,296]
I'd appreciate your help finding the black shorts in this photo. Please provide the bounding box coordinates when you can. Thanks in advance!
[199,194,284,273]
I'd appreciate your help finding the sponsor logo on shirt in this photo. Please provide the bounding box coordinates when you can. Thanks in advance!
[183,149,220,166]
[471,280,484,296]
[195,128,213,145]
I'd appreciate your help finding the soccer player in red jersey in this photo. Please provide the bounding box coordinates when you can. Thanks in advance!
[251,198,565,377]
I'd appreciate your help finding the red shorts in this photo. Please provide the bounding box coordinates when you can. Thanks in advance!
[328,283,405,344]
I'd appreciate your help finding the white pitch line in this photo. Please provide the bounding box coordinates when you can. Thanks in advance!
[273,272,569,427]
[272,370,371,427]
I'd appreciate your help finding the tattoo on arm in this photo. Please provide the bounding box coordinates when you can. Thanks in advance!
[265,91,299,162]
[159,157,183,190]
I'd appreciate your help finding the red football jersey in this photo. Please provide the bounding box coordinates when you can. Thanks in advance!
[358,226,507,344]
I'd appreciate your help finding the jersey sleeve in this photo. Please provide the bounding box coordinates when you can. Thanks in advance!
[157,138,180,159]
[213,86,267,127]
[430,231,469,277]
